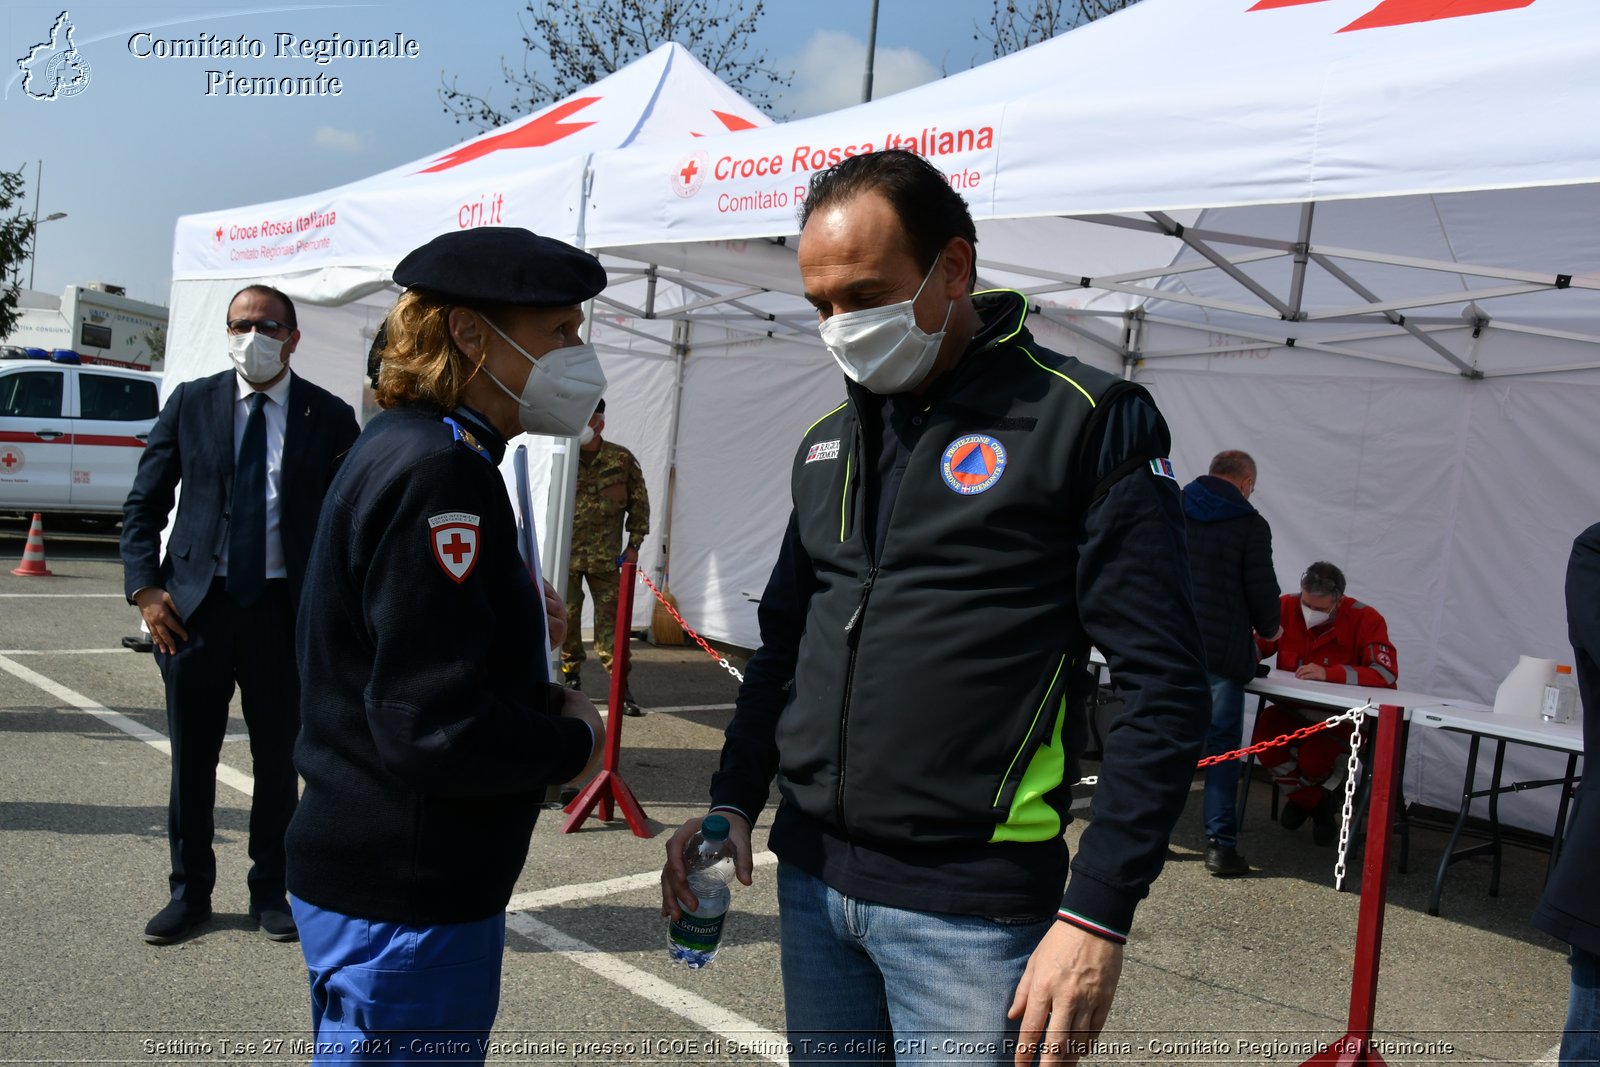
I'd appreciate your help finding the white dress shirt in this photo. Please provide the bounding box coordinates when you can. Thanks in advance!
[215,371,291,580]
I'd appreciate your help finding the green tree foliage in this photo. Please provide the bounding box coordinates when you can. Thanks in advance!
[977,0,1142,57]
[0,166,38,340]
[141,325,167,366]
[439,0,791,131]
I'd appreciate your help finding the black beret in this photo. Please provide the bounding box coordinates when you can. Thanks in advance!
[392,226,606,307]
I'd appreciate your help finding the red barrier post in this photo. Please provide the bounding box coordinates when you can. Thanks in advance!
[561,561,653,837]
[1299,703,1404,1066]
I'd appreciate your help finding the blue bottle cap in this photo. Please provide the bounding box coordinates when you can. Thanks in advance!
[701,814,730,840]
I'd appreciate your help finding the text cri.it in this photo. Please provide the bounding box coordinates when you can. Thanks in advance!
[458,193,504,229]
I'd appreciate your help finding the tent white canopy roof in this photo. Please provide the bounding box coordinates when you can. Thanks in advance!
[168,41,768,309]
[582,0,1600,381]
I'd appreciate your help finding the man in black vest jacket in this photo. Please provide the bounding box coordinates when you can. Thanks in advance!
[1533,521,1600,1062]
[661,150,1209,1066]
[1182,450,1281,876]
[121,284,358,945]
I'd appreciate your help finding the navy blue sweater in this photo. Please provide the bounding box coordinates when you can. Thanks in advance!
[1183,475,1280,683]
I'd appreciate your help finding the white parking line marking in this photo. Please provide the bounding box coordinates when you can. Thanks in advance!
[0,652,255,798]
[0,592,126,598]
[591,702,735,714]
[0,651,786,1057]
[506,852,778,913]
[634,703,736,713]
[0,647,132,654]
[504,911,789,1065]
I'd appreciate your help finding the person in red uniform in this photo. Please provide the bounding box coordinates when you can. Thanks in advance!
[1251,561,1397,845]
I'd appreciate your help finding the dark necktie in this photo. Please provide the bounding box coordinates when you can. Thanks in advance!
[228,392,267,607]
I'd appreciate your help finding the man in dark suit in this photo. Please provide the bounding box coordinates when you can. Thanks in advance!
[121,284,359,945]
[1534,522,1600,1063]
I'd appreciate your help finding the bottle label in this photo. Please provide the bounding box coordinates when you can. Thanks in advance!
[1543,685,1574,722]
[669,911,726,952]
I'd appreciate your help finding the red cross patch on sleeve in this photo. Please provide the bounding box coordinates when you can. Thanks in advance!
[428,512,481,583]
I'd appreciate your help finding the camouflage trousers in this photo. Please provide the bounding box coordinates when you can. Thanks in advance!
[560,568,626,681]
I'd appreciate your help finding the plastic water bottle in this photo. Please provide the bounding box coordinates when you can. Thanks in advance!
[1543,664,1579,724]
[668,814,735,968]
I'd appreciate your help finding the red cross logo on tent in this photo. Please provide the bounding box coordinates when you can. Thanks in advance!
[428,512,481,583]
[1248,0,1536,32]
[673,150,709,198]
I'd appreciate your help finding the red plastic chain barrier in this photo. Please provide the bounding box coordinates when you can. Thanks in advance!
[1197,708,1367,768]
[638,570,744,684]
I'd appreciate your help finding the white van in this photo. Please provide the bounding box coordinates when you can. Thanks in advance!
[0,352,162,518]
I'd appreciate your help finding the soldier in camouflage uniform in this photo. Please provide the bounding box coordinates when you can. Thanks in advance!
[562,399,650,714]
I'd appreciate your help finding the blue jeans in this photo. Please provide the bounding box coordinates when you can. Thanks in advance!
[1563,945,1600,1064]
[290,896,505,1065]
[777,863,1054,1066]
[1202,674,1247,847]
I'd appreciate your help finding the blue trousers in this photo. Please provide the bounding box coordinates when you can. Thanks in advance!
[290,897,505,1065]
[1563,945,1600,1065]
[776,863,1053,1066]
[1202,674,1247,847]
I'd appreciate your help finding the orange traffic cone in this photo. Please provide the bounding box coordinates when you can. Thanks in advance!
[11,512,53,577]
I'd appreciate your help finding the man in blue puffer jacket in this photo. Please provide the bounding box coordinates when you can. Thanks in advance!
[1183,450,1281,876]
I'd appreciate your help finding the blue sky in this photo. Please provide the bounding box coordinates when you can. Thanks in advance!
[3,2,1001,306]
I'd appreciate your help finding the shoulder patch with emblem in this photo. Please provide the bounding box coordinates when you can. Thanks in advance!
[805,439,841,464]
[429,512,481,583]
[1149,458,1178,482]
[442,416,492,463]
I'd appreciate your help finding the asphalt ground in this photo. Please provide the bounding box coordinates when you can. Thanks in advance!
[0,515,1574,1066]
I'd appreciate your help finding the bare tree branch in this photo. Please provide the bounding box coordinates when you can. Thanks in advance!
[975,0,1141,58]
[440,0,791,131]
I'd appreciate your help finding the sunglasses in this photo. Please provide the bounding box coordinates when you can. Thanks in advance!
[227,318,291,335]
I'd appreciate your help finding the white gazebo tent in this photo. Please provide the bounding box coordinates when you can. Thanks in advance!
[164,43,771,588]
[573,0,1600,826]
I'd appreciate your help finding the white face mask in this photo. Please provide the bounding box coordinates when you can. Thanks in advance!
[481,319,606,437]
[1302,604,1333,629]
[578,425,595,446]
[228,330,286,384]
[818,256,954,395]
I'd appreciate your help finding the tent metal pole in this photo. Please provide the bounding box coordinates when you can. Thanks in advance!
[1488,320,1600,348]
[665,276,818,336]
[986,248,1286,291]
[1310,244,1600,289]
[1074,213,1298,253]
[1120,308,1143,378]
[1031,308,1126,355]
[1138,313,1462,374]
[1148,210,1297,319]
[1482,360,1600,378]
[1087,278,1278,318]
[1310,254,1480,376]
[1304,281,1549,321]
[1286,202,1315,320]
[657,318,691,596]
